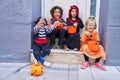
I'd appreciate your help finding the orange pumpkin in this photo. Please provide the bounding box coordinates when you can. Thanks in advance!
[56,21,62,26]
[86,32,99,52]
[31,64,44,76]
[67,26,77,34]
[87,41,99,52]
[56,22,64,30]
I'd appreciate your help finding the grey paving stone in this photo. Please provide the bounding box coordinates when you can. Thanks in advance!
[90,66,120,80]
[116,66,120,72]
[68,65,79,80]
[14,64,69,80]
[68,64,79,71]
[5,69,30,80]
[0,68,17,80]
[69,71,79,80]
[45,64,69,71]
[50,64,68,68]
[1,63,120,80]
[79,67,93,80]
[0,63,22,68]
[33,70,68,80]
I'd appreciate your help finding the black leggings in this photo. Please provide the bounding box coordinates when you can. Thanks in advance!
[84,54,101,63]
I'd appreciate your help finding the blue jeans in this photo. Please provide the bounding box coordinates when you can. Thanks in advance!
[32,43,51,64]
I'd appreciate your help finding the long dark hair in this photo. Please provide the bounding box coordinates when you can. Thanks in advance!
[68,5,79,18]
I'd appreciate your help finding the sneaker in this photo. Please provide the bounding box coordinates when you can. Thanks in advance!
[74,48,78,51]
[95,62,105,70]
[81,61,89,69]
[64,48,70,51]
[43,61,51,67]
[34,60,38,64]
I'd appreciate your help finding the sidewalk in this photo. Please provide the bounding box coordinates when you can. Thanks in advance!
[0,63,120,80]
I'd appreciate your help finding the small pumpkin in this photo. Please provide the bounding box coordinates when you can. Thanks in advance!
[31,64,44,76]
[55,21,64,30]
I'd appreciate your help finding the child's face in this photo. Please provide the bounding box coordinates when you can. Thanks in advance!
[71,9,77,18]
[86,21,96,32]
[53,9,61,19]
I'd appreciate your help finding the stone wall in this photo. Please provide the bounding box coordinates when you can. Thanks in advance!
[0,0,32,62]
[99,0,120,65]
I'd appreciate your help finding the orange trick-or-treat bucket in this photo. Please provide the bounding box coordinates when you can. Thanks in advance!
[31,64,44,76]
[87,41,99,52]
[67,26,77,34]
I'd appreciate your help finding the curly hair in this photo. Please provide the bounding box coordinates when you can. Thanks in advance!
[50,6,63,17]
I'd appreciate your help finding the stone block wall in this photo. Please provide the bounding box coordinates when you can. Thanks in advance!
[0,0,32,62]
[99,0,120,65]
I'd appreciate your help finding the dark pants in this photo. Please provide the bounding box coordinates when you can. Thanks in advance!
[50,29,65,47]
[84,54,101,63]
[65,33,80,49]
[32,43,50,64]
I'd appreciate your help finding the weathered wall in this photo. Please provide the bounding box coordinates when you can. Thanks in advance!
[99,0,120,65]
[0,0,32,62]
[31,0,41,47]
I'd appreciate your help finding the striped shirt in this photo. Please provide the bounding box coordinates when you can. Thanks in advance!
[34,26,53,44]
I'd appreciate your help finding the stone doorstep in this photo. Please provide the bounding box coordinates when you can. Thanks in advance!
[45,52,84,64]
[30,49,97,64]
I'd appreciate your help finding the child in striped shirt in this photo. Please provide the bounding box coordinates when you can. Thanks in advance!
[33,17,53,67]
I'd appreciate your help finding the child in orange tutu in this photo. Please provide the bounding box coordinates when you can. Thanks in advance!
[80,16,106,70]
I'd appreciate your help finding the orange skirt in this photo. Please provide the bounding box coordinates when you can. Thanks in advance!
[80,44,106,60]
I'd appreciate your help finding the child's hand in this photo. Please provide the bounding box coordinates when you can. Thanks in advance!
[96,41,100,45]
[93,30,97,34]
[47,19,53,28]
[47,19,51,25]
[47,19,51,28]
[53,21,58,27]
[73,23,78,27]
[54,21,61,27]
[37,18,45,25]
[36,24,43,29]
[36,18,46,28]
[37,18,44,26]
[85,31,90,36]
[35,23,41,28]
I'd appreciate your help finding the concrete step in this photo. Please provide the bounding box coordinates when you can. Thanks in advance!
[30,49,85,64]
[45,49,84,64]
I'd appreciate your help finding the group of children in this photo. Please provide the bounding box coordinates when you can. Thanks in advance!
[49,5,84,50]
[32,5,106,70]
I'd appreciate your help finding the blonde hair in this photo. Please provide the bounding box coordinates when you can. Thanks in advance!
[85,16,97,30]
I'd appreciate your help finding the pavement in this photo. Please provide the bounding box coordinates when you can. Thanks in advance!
[0,63,120,80]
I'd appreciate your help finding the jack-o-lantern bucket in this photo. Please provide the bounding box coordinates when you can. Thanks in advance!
[67,26,77,34]
[55,21,64,30]
[31,64,44,76]
[88,41,99,52]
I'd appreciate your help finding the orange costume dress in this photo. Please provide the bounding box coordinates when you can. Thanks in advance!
[80,30,106,60]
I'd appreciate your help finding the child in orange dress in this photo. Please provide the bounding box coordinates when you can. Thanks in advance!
[80,16,106,70]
